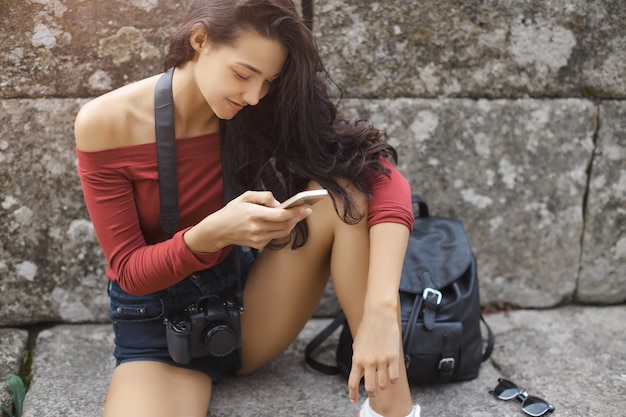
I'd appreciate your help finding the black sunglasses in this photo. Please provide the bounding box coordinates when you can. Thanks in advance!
[489,378,555,416]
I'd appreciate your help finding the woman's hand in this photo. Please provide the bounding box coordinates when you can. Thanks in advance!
[183,190,312,252]
[348,305,401,404]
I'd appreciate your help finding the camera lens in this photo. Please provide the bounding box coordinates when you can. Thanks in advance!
[203,324,238,357]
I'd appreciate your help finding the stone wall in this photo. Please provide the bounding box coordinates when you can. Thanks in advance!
[0,0,624,328]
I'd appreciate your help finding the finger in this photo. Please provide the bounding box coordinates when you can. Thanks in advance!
[388,357,400,384]
[239,190,279,207]
[347,366,363,404]
[242,213,308,246]
[376,365,388,389]
[363,366,378,398]
[265,206,312,225]
[294,207,313,221]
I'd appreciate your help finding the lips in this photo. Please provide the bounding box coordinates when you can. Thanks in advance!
[227,99,244,111]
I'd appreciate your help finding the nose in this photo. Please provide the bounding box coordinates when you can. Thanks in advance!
[242,81,267,106]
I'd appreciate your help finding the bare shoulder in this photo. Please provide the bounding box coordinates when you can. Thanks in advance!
[74,75,161,152]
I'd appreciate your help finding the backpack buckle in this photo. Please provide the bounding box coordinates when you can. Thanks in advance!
[438,357,456,373]
[423,288,442,305]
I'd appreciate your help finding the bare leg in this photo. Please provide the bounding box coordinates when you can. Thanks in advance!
[103,361,213,417]
[237,193,335,373]
[238,186,413,416]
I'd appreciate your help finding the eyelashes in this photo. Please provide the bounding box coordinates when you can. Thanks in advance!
[234,71,274,85]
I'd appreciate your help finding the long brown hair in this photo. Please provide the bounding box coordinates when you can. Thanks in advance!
[165,0,398,248]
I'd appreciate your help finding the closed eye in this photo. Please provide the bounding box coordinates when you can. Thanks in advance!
[234,71,250,81]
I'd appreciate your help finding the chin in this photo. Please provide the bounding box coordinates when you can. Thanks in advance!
[214,109,238,120]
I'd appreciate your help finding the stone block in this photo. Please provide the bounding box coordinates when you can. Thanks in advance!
[0,0,193,98]
[0,99,109,326]
[21,325,114,417]
[339,98,596,307]
[315,0,626,98]
[0,0,302,99]
[578,101,626,303]
[0,328,28,411]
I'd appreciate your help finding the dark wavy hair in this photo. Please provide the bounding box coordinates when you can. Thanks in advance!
[164,0,398,248]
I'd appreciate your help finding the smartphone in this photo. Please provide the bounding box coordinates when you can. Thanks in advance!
[278,189,329,209]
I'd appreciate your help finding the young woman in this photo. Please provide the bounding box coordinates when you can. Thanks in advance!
[75,0,420,416]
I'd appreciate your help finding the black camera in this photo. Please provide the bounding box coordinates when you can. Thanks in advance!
[165,295,242,365]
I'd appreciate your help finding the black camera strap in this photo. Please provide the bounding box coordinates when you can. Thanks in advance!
[154,67,243,316]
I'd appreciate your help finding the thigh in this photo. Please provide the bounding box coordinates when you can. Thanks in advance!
[103,361,212,417]
[238,195,338,374]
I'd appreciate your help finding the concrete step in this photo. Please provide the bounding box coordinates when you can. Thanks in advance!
[1,306,623,416]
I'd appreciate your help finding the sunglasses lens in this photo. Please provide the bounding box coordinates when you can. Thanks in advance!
[493,379,520,400]
[522,396,553,416]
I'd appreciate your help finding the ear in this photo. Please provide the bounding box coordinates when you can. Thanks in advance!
[189,26,210,53]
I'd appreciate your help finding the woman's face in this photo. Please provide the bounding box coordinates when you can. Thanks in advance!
[194,30,287,120]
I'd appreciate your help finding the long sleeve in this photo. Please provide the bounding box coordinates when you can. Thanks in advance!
[76,134,229,296]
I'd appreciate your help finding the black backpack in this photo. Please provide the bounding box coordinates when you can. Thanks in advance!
[305,195,494,384]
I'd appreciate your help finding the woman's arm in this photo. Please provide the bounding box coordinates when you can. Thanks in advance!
[74,96,230,296]
[348,159,413,402]
[77,152,228,296]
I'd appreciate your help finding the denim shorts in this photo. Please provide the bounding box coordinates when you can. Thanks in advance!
[107,246,254,383]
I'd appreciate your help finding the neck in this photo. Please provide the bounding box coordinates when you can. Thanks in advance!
[171,64,219,138]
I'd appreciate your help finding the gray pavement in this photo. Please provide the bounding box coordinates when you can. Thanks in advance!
[1,305,624,416]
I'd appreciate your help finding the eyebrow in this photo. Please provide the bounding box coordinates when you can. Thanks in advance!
[235,62,281,79]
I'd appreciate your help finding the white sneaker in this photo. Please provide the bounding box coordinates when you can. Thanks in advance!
[359,398,421,417]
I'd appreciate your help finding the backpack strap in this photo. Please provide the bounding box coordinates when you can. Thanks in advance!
[304,311,346,375]
[481,316,495,361]
[401,294,424,368]
[412,194,429,218]
[438,332,457,378]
